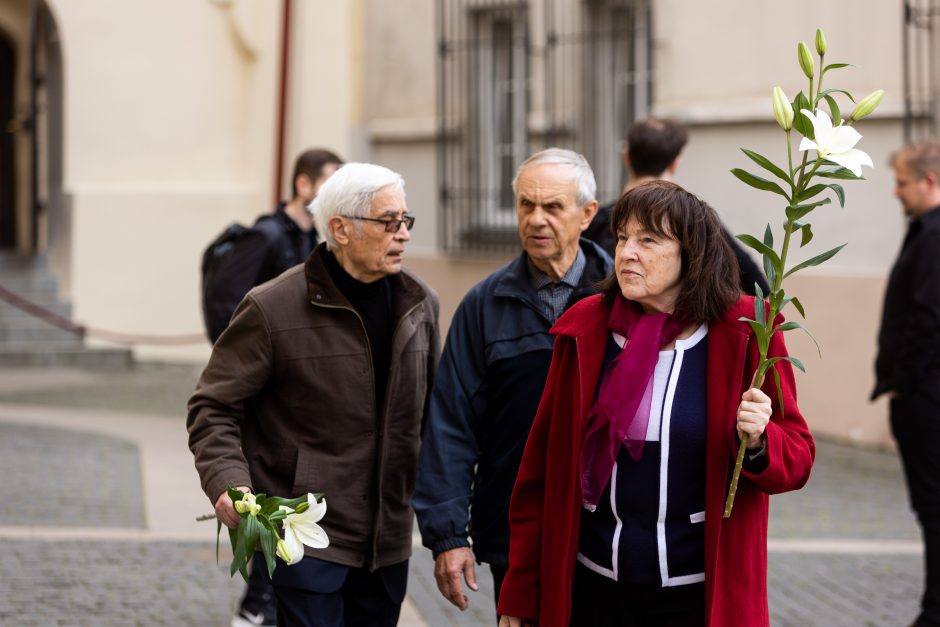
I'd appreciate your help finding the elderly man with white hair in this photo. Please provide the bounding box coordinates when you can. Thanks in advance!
[188,162,440,627]
[413,148,612,615]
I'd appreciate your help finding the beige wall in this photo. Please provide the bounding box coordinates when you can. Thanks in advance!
[15,1,907,446]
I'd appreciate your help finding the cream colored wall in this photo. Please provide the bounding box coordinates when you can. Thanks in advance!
[282,0,364,192]
[650,6,906,448]
[46,0,282,361]
[654,1,901,123]
[37,0,908,446]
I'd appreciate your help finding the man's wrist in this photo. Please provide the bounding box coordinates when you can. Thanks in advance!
[431,537,471,559]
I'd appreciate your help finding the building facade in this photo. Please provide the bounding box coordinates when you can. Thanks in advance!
[0,0,935,446]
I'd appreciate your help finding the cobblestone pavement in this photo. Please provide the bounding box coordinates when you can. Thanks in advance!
[0,364,926,626]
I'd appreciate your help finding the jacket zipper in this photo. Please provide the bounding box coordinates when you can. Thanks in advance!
[312,297,424,570]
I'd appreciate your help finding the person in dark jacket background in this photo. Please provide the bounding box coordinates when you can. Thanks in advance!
[413,148,612,614]
[206,148,343,345]
[583,117,769,296]
[872,140,940,627]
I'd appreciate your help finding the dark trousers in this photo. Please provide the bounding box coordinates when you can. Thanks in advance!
[892,395,940,627]
[240,552,275,613]
[490,563,508,611]
[569,562,704,627]
[271,557,408,627]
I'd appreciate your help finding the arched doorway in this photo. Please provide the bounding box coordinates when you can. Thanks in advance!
[0,30,14,249]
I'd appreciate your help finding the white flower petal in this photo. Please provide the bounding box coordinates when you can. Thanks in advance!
[292,520,330,549]
[798,137,821,153]
[827,125,863,154]
[282,525,305,565]
[305,495,327,523]
[829,148,873,177]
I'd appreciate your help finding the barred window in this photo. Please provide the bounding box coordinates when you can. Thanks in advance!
[437,0,652,253]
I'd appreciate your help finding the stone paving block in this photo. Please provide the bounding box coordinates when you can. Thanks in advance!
[0,422,145,528]
[0,539,242,626]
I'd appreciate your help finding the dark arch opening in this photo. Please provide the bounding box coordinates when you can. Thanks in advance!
[0,29,15,249]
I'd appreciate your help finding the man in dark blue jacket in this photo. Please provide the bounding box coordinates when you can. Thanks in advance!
[413,148,612,613]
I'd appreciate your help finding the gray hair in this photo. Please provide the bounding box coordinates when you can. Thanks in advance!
[511,148,597,207]
[310,162,405,250]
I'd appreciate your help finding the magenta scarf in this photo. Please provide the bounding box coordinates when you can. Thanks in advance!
[580,296,688,509]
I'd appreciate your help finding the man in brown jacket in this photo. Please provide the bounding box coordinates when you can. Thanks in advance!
[188,162,440,627]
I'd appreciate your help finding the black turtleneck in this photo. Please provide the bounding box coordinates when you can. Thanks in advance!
[322,247,393,414]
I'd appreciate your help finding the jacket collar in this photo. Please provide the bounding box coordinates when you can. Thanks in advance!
[492,238,613,310]
[304,243,427,321]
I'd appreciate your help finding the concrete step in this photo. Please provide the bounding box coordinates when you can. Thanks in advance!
[0,345,133,368]
[0,275,59,293]
[0,325,80,343]
[0,299,71,318]
[0,252,47,270]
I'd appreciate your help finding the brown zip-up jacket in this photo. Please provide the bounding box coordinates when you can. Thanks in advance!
[188,245,440,570]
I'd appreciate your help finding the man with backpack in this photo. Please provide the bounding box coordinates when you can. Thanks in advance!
[201,148,342,627]
[203,148,344,344]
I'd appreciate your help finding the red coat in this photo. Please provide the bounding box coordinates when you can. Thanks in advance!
[496,294,815,626]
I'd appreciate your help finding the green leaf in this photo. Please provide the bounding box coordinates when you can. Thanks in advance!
[790,296,807,318]
[736,234,782,272]
[231,525,249,581]
[773,368,786,420]
[786,197,831,222]
[818,87,855,101]
[774,320,821,356]
[828,183,846,207]
[763,259,776,288]
[816,168,862,180]
[784,244,847,278]
[741,318,770,356]
[731,169,790,200]
[800,223,813,247]
[795,183,828,203]
[259,527,277,578]
[754,283,766,324]
[792,92,813,139]
[764,355,807,373]
[822,63,852,74]
[216,519,222,565]
[823,94,841,126]
[742,148,791,184]
[763,223,774,249]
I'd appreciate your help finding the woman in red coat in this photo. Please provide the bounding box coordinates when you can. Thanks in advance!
[497,181,814,627]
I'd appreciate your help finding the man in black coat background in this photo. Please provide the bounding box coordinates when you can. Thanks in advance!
[872,140,940,627]
[583,117,769,296]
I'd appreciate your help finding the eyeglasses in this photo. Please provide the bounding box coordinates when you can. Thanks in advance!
[343,214,415,233]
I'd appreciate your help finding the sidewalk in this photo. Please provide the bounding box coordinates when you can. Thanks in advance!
[0,363,924,626]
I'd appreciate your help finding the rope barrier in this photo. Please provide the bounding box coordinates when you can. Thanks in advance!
[0,283,207,346]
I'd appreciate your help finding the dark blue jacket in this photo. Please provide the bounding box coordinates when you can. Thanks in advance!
[413,239,612,564]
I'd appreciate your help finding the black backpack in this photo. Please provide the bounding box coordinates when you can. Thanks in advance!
[200,219,280,343]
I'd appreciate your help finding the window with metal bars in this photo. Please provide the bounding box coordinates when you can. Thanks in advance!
[437,0,651,254]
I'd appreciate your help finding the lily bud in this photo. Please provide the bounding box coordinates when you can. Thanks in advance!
[815,29,827,56]
[798,41,815,79]
[277,538,303,565]
[849,89,885,122]
[233,493,261,517]
[772,86,794,131]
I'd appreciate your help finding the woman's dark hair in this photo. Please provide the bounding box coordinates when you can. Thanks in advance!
[598,180,740,323]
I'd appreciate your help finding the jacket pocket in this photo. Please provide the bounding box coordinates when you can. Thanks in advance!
[292,448,320,495]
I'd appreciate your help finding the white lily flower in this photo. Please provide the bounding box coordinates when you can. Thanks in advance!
[798,109,873,177]
[279,495,329,563]
[276,538,303,565]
